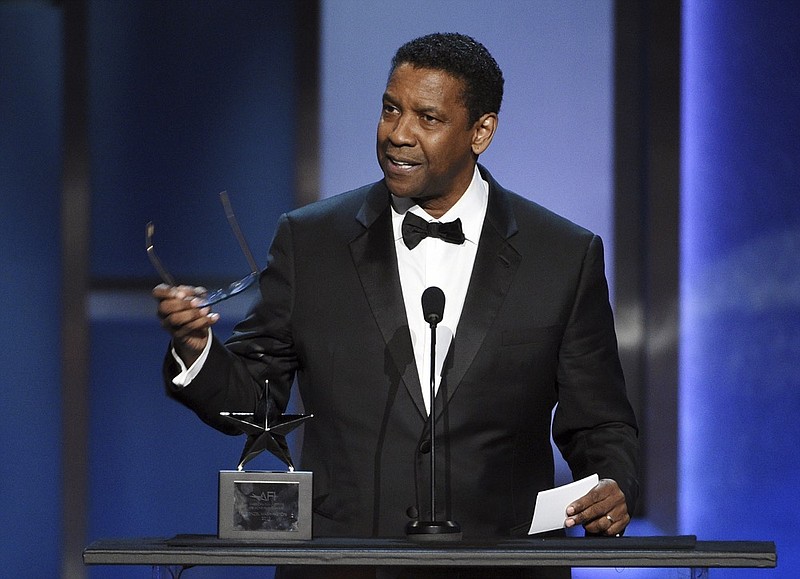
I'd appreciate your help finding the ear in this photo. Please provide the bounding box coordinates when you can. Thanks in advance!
[471,113,498,156]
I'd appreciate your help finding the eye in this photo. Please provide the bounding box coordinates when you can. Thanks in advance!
[418,111,444,127]
[382,103,399,116]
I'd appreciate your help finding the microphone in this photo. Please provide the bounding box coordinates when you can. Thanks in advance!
[421,286,445,327]
[406,286,462,542]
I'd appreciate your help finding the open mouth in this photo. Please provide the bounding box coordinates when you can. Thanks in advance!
[386,154,420,170]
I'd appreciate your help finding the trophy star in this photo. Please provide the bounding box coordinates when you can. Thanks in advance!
[238,431,292,471]
[265,413,315,436]
[219,411,314,471]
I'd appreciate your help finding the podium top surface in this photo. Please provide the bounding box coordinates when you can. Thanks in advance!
[83,535,777,569]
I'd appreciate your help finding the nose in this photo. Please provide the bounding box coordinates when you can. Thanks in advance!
[387,113,415,147]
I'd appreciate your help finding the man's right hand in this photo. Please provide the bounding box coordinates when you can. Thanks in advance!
[153,284,220,367]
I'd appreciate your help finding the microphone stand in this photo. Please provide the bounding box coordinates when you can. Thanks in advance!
[406,312,462,541]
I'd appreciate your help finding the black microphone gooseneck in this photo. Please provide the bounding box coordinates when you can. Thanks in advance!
[406,287,462,541]
[423,287,443,523]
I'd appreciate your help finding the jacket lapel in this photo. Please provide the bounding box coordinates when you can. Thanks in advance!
[437,167,521,415]
[349,182,427,418]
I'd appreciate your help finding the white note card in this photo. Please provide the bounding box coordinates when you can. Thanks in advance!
[528,473,599,535]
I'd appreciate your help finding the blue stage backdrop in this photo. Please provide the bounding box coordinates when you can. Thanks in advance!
[0,3,63,578]
[681,1,800,577]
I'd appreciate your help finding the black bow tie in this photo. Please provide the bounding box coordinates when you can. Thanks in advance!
[401,212,466,250]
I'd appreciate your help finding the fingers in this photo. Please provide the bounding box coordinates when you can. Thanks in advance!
[599,511,630,536]
[152,283,207,302]
[564,478,629,536]
[163,308,218,341]
[152,284,219,348]
[574,507,630,536]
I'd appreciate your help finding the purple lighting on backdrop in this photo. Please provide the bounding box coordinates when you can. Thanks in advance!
[681,1,800,576]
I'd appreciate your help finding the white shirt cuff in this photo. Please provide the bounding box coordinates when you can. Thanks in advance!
[170,329,213,387]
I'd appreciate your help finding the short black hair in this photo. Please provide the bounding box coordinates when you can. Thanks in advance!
[390,32,504,126]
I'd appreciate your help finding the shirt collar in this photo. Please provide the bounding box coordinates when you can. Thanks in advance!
[391,165,489,245]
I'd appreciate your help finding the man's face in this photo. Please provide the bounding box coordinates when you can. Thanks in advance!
[376,64,485,216]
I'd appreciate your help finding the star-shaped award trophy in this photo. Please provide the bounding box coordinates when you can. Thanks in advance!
[217,382,314,541]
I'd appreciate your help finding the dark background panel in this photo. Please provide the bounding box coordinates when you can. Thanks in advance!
[0,3,63,577]
[89,0,297,283]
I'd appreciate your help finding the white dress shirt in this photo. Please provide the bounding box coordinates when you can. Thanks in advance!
[391,165,488,414]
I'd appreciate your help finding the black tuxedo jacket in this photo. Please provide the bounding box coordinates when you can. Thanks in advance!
[168,165,639,540]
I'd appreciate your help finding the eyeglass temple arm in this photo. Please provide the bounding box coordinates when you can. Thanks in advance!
[219,191,260,274]
[146,221,177,286]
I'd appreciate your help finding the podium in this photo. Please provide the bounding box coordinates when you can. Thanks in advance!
[83,535,776,578]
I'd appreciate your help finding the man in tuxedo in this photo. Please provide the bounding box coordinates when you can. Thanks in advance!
[154,33,638,578]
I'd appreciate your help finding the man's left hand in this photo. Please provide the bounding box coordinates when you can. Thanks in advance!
[564,478,629,536]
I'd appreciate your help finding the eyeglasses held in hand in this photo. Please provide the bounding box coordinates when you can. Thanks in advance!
[146,191,260,307]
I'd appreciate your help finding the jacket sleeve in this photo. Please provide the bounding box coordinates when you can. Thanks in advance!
[551,234,640,514]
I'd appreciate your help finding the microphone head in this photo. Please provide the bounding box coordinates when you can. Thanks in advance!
[421,286,445,326]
